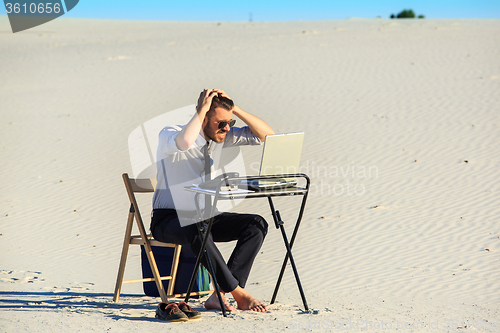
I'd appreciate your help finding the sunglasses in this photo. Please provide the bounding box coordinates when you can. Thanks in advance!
[212,119,236,130]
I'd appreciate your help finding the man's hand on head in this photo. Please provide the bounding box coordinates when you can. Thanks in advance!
[213,89,231,100]
[196,88,233,115]
[196,89,220,115]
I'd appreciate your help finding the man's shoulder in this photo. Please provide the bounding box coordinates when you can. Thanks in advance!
[159,124,185,136]
[161,124,185,132]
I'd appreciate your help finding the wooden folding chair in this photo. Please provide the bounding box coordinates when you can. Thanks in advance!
[113,173,212,302]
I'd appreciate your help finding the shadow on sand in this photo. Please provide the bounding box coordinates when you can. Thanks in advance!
[0,290,163,322]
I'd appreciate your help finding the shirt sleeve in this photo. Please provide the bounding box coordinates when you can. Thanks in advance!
[223,126,262,148]
[157,125,183,155]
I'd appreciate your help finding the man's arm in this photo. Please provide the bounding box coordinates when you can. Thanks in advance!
[232,105,275,142]
[175,89,221,151]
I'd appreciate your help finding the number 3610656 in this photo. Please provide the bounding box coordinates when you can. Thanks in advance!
[5,2,62,14]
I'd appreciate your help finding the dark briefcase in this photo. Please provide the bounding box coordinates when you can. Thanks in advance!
[140,244,211,298]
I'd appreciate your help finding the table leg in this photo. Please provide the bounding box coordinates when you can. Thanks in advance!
[184,194,227,317]
[267,197,309,310]
[277,211,309,311]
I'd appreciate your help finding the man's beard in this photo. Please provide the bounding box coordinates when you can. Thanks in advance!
[203,123,227,143]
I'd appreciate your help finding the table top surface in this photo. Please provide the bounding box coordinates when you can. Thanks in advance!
[184,185,308,199]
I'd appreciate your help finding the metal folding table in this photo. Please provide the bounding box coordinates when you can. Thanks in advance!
[183,173,310,317]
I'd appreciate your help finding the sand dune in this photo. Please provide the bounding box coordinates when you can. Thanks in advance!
[1,16,499,332]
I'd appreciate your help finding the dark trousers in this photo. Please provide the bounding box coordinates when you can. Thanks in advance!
[151,209,268,293]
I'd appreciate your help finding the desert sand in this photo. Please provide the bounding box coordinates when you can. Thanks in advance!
[1,16,499,332]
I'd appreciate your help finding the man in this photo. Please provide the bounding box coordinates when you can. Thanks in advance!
[151,88,274,312]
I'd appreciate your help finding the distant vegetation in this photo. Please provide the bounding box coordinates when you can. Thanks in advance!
[390,9,425,19]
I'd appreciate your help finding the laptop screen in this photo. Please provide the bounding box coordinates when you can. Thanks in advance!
[259,132,304,176]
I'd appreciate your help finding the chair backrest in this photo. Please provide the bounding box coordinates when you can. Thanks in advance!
[122,173,156,221]
[127,177,157,193]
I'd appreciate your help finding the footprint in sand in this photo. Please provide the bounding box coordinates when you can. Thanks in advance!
[0,270,44,283]
[68,281,95,291]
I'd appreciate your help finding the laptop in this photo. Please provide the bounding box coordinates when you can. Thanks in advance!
[242,132,304,191]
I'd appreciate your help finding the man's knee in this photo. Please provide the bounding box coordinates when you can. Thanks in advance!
[250,214,268,238]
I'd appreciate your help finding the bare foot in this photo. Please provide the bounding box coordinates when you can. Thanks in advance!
[204,292,237,312]
[231,286,269,312]
[236,297,268,312]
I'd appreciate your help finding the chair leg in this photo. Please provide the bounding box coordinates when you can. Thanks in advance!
[167,244,182,296]
[142,242,169,302]
[113,209,135,302]
[133,206,169,303]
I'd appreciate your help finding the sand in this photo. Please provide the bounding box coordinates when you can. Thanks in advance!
[1,16,499,332]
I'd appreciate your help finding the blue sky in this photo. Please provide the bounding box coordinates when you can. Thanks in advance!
[3,1,500,20]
